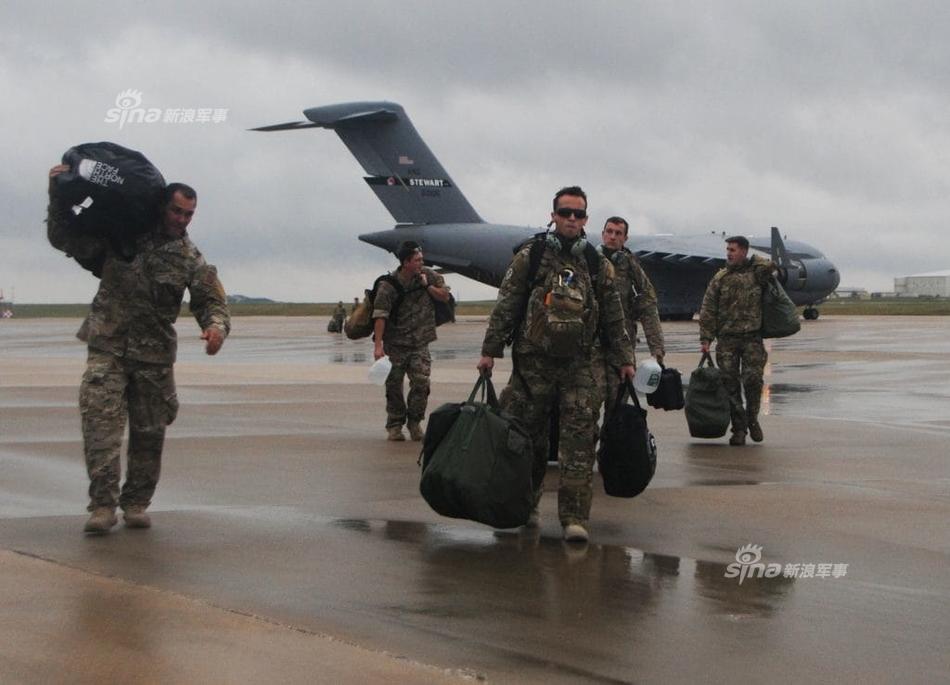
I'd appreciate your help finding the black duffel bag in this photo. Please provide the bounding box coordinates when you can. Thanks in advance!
[419,375,534,529]
[647,363,685,411]
[598,379,657,498]
[53,142,167,264]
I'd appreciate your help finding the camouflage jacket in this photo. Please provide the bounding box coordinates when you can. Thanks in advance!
[481,239,635,367]
[373,266,446,348]
[47,200,230,365]
[699,255,775,341]
[597,246,664,357]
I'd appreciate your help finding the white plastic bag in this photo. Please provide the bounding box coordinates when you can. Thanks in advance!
[368,355,392,385]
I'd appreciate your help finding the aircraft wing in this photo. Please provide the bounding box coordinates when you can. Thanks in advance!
[626,234,728,269]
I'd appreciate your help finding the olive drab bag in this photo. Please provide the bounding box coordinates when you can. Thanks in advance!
[685,352,731,438]
[598,380,657,497]
[344,274,403,340]
[525,267,590,357]
[761,276,801,339]
[419,375,534,529]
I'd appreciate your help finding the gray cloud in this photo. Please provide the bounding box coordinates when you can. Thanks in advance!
[2,1,950,303]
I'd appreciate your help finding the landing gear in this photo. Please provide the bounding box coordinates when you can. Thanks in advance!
[803,307,819,320]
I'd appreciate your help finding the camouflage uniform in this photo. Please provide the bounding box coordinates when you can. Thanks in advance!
[373,266,446,429]
[699,255,775,434]
[593,246,665,417]
[47,199,230,513]
[481,239,634,527]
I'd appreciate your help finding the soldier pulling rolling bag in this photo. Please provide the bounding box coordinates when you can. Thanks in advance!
[419,374,534,529]
[598,379,657,497]
[685,352,731,438]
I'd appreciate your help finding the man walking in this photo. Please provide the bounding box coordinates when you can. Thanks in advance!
[699,235,776,445]
[48,166,230,533]
[373,241,451,441]
[478,187,634,543]
[595,216,665,417]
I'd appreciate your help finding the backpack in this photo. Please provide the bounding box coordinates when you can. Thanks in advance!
[598,379,657,497]
[344,274,403,340]
[684,353,731,438]
[513,233,601,357]
[646,364,685,411]
[344,270,453,340]
[761,276,801,339]
[419,375,534,529]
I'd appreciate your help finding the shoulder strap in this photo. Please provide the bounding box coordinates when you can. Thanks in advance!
[373,274,407,324]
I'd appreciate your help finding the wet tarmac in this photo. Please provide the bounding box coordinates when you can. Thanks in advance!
[1,316,948,683]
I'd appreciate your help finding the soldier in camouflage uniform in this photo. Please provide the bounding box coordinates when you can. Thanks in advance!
[594,216,665,418]
[478,187,635,543]
[47,165,230,534]
[373,241,451,442]
[699,235,776,446]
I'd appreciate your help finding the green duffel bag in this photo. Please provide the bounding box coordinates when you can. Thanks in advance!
[685,353,731,438]
[419,375,534,529]
[761,277,801,339]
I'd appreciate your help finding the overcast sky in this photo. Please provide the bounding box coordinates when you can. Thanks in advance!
[2,0,949,303]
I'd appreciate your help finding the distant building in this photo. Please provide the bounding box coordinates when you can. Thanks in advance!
[894,270,950,298]
[832,287,869,300]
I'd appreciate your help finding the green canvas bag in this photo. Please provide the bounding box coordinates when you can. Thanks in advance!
[419,375,534,529]
[685,353,732,438]
[761,277,801,339]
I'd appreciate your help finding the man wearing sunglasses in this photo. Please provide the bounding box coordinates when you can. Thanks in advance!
[478,186,635,543]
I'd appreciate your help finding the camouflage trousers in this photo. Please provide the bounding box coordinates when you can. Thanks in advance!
[79,349,179,512]
[499,352,600,526]
[591,345,638,425]
[715,334,767,433]
[384,344,431,428]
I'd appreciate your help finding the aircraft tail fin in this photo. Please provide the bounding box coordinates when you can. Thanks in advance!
[253,101,483,225]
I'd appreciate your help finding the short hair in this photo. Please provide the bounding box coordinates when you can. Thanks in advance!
[725,235,750,249]
[396,240,422,264]
[162,182,197,205]
[604,216,629,236]
[553,186,587,211]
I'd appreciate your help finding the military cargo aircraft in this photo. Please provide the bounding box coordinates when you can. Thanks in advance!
[254,102,839,320]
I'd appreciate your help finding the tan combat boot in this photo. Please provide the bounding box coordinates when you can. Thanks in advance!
[387,426,406,441]
[123,505,152,529]
[407,421,424,442]
[83,506,117,534]
[563,523,589,543]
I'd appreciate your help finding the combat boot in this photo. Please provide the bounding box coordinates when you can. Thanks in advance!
[563,523,589,543]
[387,426,406,441]
[83,507,117,534]
[123,505,152,529]
[407,421,424,442]
[729,431,747,446]
[748,420,764,443]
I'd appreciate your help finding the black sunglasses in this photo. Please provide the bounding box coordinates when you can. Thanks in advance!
[554,208,587,219]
